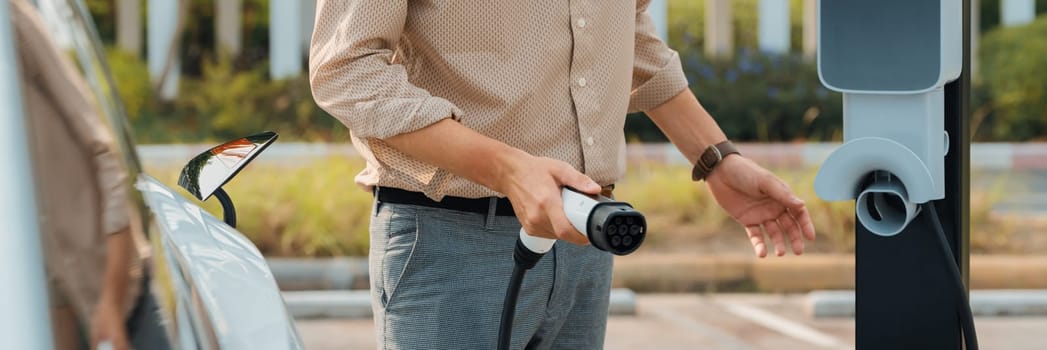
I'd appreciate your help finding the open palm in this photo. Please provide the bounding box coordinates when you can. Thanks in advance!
[705,155,817,257]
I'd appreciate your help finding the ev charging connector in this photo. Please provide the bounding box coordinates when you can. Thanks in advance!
[499,188,646,350]
[517,189,646,257]
[814,0,961,236]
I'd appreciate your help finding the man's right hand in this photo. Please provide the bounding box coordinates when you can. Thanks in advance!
[496,154,603,245]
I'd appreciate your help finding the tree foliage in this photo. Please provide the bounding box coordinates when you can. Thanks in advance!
[88,0,1045,143]
[976,15,1047,141]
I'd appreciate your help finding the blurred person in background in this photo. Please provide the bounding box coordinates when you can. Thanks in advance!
[10,0,169,349]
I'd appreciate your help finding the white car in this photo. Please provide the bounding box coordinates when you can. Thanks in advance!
[0,0,303,349]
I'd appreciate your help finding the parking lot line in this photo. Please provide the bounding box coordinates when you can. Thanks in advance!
[719,300,852,349]
[646,304,756,350]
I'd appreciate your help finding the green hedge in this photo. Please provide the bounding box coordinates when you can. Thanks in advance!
[976,15,1047,141]
[627,50,843,143]
[97,1,1044,143]
[666,0,808,58]
[113,49,841,143]
[110,50,348,143]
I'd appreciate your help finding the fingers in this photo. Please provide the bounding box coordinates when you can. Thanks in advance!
[789,206,816,241]
[509,157,595,246]
[518,197,587,245]
[745,225,767,258]
[548,202,589,245]
[764,219,787,257]
[550,162,601,195]
[778,214,805,255]
[759,176,804,210]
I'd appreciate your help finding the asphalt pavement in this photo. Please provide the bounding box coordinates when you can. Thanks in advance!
[295,294,1047,349]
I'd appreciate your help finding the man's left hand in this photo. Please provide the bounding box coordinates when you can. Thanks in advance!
[705,155,817,257]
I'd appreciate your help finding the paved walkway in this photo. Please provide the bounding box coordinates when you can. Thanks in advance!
[295,294,1047,349]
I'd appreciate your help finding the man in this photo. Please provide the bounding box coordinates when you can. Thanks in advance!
[11,1,168,349]
[310,1,817,348]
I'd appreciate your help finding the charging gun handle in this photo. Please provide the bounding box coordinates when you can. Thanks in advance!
[518,229,556,255]
[517,187,600,255]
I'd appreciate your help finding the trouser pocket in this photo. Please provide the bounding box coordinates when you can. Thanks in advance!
[369,202,420,308]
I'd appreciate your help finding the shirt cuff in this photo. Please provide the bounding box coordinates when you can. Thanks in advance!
[365,96,463,140]
[628,51,690,113]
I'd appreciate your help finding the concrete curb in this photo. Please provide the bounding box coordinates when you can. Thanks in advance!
[270,254,1047,293]
[806,290,1047,318]
[268,258,369,290]
[284,289,637,320]
[283,290,373,319]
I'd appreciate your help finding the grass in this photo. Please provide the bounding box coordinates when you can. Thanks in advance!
[150,159,1018,257]
[616,163,858,254]
[153,157,373,257]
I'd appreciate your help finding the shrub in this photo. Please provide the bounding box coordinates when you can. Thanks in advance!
[686,50,843,142]
[977,0,1047,33]
[977,15,1047,141]
[106,48,153,121]
[129,56,348,143]
[90,0,1046,143]
[627,50,844,142]
[667,0,808,58]
[623,1,844,143]
[178,58,283,139]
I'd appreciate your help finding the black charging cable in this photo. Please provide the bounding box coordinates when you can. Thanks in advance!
[497,240,546,350]
[924,201,979,350]
[498,190,646,350]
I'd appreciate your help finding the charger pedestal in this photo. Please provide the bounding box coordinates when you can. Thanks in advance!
[852,1,971,348]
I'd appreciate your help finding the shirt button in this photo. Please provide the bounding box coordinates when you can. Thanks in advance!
[577,77,587,87]
[585,136,595,146]
[577,18,587,28]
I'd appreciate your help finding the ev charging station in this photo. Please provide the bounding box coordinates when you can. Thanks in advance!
[814,0,975,348]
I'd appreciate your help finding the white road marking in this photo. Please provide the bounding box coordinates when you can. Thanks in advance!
[719,301,853,350]
[646,304,757,350]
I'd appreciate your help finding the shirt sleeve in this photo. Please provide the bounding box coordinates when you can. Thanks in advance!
[308,0,463,140]
[628,0,690,113]
[11,0,130,235]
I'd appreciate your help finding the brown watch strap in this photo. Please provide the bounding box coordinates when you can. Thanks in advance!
[691,141,741,181]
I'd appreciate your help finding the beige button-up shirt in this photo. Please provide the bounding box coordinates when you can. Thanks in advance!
[310,0,688,200]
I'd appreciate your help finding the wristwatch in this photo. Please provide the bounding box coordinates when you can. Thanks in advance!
[691,141,741,181]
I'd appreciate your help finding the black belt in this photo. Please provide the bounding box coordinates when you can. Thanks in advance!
[376,185,616,217]
[376,187,517,216]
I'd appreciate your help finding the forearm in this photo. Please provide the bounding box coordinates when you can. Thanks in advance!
[384,119,529,194]
[99,228,132,307]
[645,89,728,165]
[386,119,599,244]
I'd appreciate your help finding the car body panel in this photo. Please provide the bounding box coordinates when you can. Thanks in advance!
[137,174,303,350]
[0,0,54,347]
[6,1,304,348]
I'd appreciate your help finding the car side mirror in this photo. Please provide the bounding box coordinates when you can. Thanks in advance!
[178,131,278,228]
